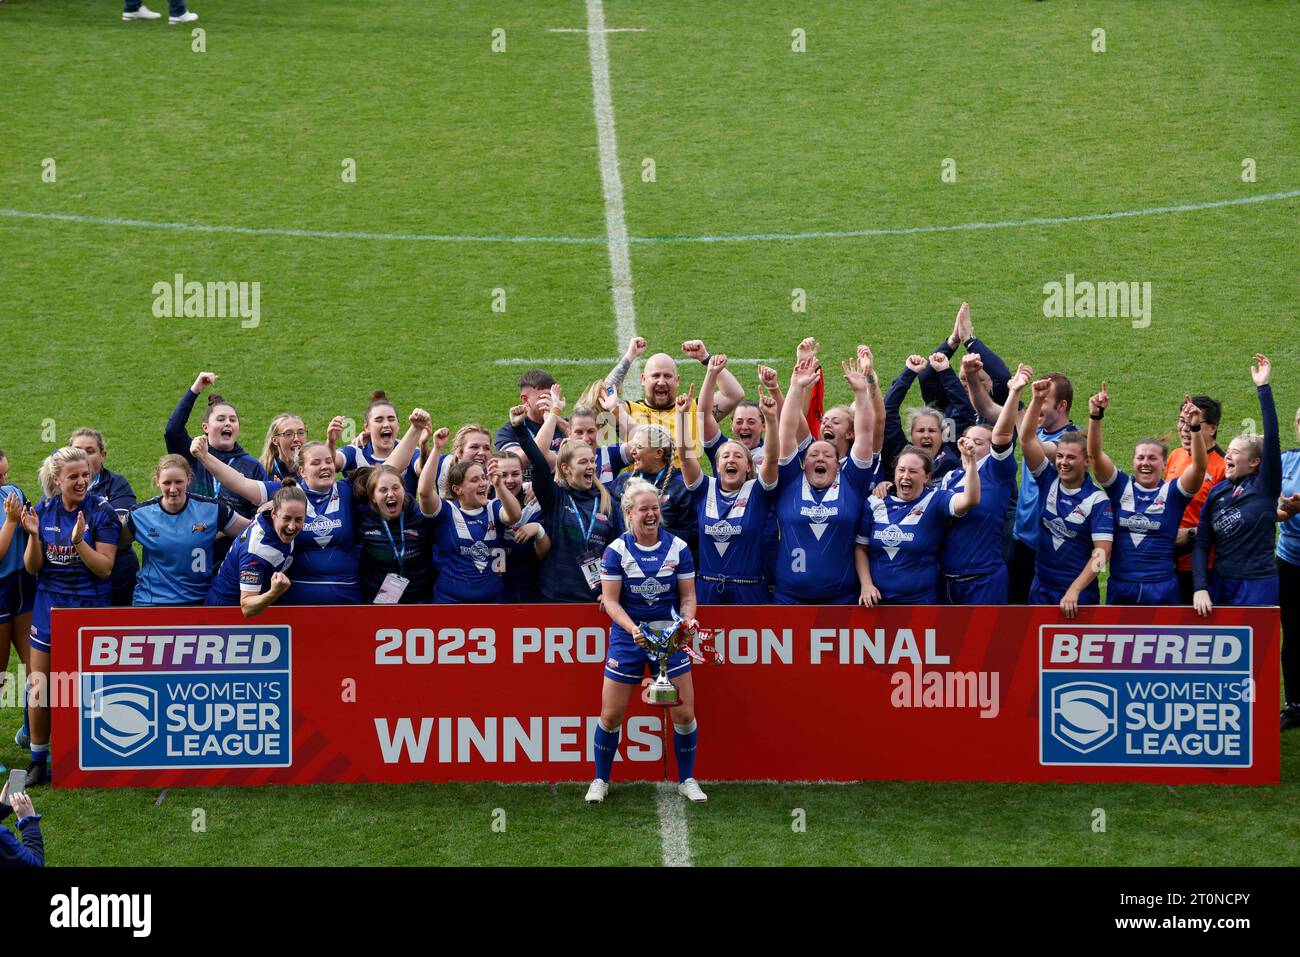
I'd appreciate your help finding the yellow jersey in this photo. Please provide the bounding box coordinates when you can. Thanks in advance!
[623,398,700,468]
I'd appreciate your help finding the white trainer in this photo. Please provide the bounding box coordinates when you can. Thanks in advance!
[584,779,609,804]
[677,778,708,802]
[169,10,198,23]
[122,6,162,19]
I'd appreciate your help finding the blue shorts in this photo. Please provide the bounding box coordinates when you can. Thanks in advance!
[29,588,105,654]
[0,571,36,624]
[697,577,769,605]
[773,589,857,606]
[943,565,1010,605]
[1210,574,1279,607]
[604,632,691,685]
[1028,576,1100,607]
[1106,575,1180,606]
[880,585,939,605]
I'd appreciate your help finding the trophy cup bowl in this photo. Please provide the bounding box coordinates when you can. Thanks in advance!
[642,619,682,707]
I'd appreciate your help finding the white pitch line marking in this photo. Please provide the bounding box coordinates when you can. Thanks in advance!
[583,0,639,379]
[550,27,645,32]
[4,189,1295,246]
[656,781,692,867]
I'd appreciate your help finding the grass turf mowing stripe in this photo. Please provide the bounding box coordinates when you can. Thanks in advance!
[584,0,640,363]
[656,781,691,867]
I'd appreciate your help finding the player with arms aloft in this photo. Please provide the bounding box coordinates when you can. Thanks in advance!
[1193,355,1283,615]
[1019,377,1113,619]
[586,478,705,805]
[204,483,306,618]
[1087,385,1207,605]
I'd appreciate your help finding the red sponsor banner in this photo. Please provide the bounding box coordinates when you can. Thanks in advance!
[51,604,1279,788]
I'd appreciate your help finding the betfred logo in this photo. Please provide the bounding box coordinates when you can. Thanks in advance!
[1040,626,1252,768]
[80,626,292,771]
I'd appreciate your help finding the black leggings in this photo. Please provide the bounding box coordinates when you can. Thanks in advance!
[1280,556,1300,706]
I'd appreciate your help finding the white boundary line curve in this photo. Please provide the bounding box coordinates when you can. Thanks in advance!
[1,189,1295,248]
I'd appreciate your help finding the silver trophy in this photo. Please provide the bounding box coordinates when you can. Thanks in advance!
[641,618,683,707]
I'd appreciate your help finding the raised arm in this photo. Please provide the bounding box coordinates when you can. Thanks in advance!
[960,353,1002,423]
[1254,354,1281,498]
[386,409,430,474]
[605,336,647,394]
[241,571,290,619]
[1019,377,1053,473]
[326,415,349,471]
[510,405,557,514]
[697,355,725,446]
[1085,382,1116,486]
[165,372,217,458]
[842,360,876,464]
[929,351,978,437]
[991,363,1030,447]
[949,436,982,517]
[534,384,566,471]
[882,355,928,464]
[781,358,820,460]
[416,438,443,517]
[918,302,967,407]
[678,385,703,489]
[683,340,744,420]
[758,389,780,488]
[1176,395,1208,497]
[857,346,886,455]
[191,436,267,504]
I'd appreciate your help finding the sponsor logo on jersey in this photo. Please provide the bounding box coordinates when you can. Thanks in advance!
[800,503,837,523]
[628,577,671,599]
[1043,516,1078,540]
[705,520,743,543]
[1213,506,1243,536]
[191,523,209,533]
[877,524,914,549]
[1119,514,1162,533]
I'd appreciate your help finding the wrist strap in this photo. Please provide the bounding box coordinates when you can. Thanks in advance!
[700,353,711,366]
[963,336,977,350]
[1188,424,1201,432]
[1089,412,1104,420]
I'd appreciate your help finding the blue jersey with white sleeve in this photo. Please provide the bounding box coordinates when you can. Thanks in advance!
[1100,471,1192,583]
[33,495,121,601]
[340,444,421,496]
[856,488,959,603]
[428,498,512,603]
[127,494,238,605]
[938,442,1018,577]
[1029,461,1114,592]
[600,531,695,642]
[774,451,879,604]
[253,480,360,604]
[205,513,294,605]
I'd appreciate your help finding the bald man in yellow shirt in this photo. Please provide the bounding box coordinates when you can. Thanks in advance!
[605,338,745,467]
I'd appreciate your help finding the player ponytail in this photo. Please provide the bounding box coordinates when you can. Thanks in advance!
[272,477,309,514]
[202,393,237,423]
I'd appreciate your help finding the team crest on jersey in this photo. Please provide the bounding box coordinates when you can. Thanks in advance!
[705,520,743,544]
[1119,514,1161,533]
[800,503,836,523]
[191,523,209,533]
[628,577,671,599]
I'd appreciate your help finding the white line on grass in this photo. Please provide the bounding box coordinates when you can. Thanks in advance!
[550,27,645,32]
[3,190,1296,247]
[656,782,692,867]
[584,0,639,369]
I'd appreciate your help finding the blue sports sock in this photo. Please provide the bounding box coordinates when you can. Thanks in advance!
[593,722,620,782]
[673,720,698,783]
[20,682,29,737]
[29,744,48,764]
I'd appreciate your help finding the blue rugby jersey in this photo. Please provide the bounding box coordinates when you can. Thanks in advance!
[687,474,777,585]
[938,441,1018,577]
[773,452,879,603]
[503,499,544,601]
[205,512,294,605]
[1013,421,1079,549]
[1028,460,1114,592]
[340,444,421,496]
[1194,385,1283,587]
[856,488,958,602]
[0,484,31,580]
[253,480,360,601]
[1279,448,1300,565]
[1100,470,1193,584]
[427,497,512,603]
[128,494,238,605]
[600,531,695,642]
[33,495,121,600]
[88,467,140,595]
[596,444,629,489]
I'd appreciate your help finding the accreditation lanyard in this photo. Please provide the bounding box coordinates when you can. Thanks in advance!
[381,512,407,573]
[569,496,599,546]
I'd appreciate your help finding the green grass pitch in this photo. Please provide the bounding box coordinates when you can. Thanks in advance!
[0,0,1297,865]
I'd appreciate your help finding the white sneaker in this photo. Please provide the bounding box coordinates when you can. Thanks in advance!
[677,778,708,802]
[169,10,198,23]
[122,5,162,19]
[584,779,609,804]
